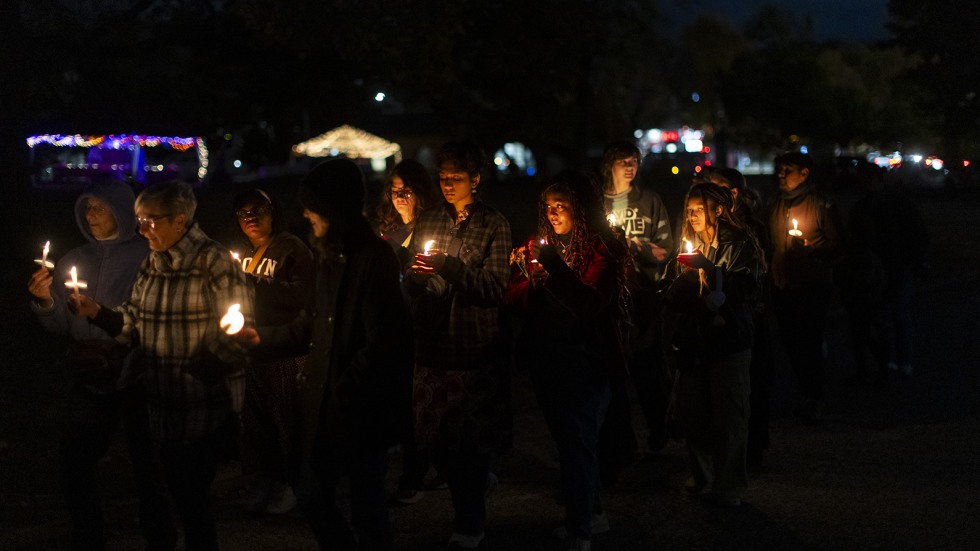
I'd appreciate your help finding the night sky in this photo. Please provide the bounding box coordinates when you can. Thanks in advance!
[668,0,890,41]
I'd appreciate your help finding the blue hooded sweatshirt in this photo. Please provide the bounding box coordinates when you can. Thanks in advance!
[32,181,148,348]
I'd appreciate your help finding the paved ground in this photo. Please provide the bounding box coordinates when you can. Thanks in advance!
[2,180,979,550]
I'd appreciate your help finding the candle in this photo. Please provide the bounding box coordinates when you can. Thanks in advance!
[34,240,54,269]
[531,238,547,264]
[788,218,803,237]
[65,265,88,295]
[220,304,245,335]
[684,239,693,253]
[423,240,436,255]
[607,213,618,227]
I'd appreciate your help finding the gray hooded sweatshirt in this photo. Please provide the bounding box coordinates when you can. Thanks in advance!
[32,181,148,352]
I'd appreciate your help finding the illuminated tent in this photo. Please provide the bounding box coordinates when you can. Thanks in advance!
[291,124,402,164]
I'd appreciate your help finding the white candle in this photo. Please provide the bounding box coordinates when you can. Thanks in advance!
[34,240,54,269]
[788,218,803,237]
[65,265,88,294]
[220,303,245,335]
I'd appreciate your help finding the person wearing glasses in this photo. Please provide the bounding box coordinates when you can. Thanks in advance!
[71,181,252,551]
[27,180,174,550]
[231,189,314,515]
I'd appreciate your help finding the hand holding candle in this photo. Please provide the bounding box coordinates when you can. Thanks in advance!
[34,240,54,270]
[413,240,445,274]
[65,265,88,295]
[677,239,714,271]
[220,304,245,335]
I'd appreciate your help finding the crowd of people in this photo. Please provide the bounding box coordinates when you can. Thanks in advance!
[27,140,928,551]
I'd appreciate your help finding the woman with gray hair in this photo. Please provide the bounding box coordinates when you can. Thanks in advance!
[72,181,253,550]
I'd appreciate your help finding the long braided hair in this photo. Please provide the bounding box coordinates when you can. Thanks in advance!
[537,170,630,310]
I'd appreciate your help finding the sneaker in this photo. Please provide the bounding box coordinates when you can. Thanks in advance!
[707,492,742,507]
[684,477,711,497]
[427,475,449,490]
[447,532,484,549]
[391,487,424,505]
[485,472,498,499]
[264,483,297,514]
[552,512,609,539]
[245,476,273,513]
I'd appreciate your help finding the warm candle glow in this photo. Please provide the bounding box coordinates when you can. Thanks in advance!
[65,265,88,294]
[684,239,693,253]
[220,303,245,335]
[607,213,618,227]
[788,218,803,237]
[35,240,54,269]
[423,240,436,255]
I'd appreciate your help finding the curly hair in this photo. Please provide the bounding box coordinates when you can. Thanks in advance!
[376,159,435,234]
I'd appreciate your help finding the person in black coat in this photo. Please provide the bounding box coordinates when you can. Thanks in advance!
[242,159,413,551]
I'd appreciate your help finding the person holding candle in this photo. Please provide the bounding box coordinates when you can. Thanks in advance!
[241,159,413,551]
[230,188,314,515]
[71,181,252,551]
[706,167,775,469]
[374,160,446,505]
[27,181,174,551]
[600,139,674,481]
[505,170,630,551]
[767,152,844,423]
[662,182,764,507]
[403,141,513,550]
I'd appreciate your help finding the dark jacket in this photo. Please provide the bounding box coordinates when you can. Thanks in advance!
[505,233,629,379]
[256,219,413,460]
[663,222,760,361]
[767,183,844,288]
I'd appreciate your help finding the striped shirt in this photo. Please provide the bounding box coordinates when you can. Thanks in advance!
[118,223,253,442]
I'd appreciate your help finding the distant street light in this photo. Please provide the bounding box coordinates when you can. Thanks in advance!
[375,92,386,102]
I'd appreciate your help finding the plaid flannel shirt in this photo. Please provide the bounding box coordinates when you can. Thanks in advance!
[405,201,512,371]
[118,223,252,442]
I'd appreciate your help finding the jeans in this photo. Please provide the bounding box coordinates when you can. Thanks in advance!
[531,360,611,540]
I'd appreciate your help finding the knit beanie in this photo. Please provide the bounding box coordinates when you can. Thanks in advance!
[298,158,365,220]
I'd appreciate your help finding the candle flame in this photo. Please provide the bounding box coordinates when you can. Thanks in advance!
[423,240,435,254]
[607,213,618,226]
[231,251,240,260]
[684,239,693,253]
[43,241,50,257]
[792,218,799,231]
[70,266,78,284]
[220,303,245,335]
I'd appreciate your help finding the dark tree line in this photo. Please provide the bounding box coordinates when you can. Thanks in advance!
[4,0,976,179]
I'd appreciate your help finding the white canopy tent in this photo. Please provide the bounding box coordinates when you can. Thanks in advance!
[291,125,402,170]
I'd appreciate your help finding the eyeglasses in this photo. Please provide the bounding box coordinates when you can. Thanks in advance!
[235,206,270,219]
[85,203,109,214]
[137,213,172,230]
[391,189,414,199]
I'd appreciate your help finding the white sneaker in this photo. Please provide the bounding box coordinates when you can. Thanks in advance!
[448,532,484,549]
[264,483,297,514]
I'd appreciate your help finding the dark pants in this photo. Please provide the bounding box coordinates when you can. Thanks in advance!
[677,350,752,499]
[59,384,175,551]
[430,447,492,538]
[398,429,433,491]
[629,342,672,448]
[748,309,775,459]
[773,284,833,402]
[158,421,236,551]
[297,445,393,551]
[531,362,611,540]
